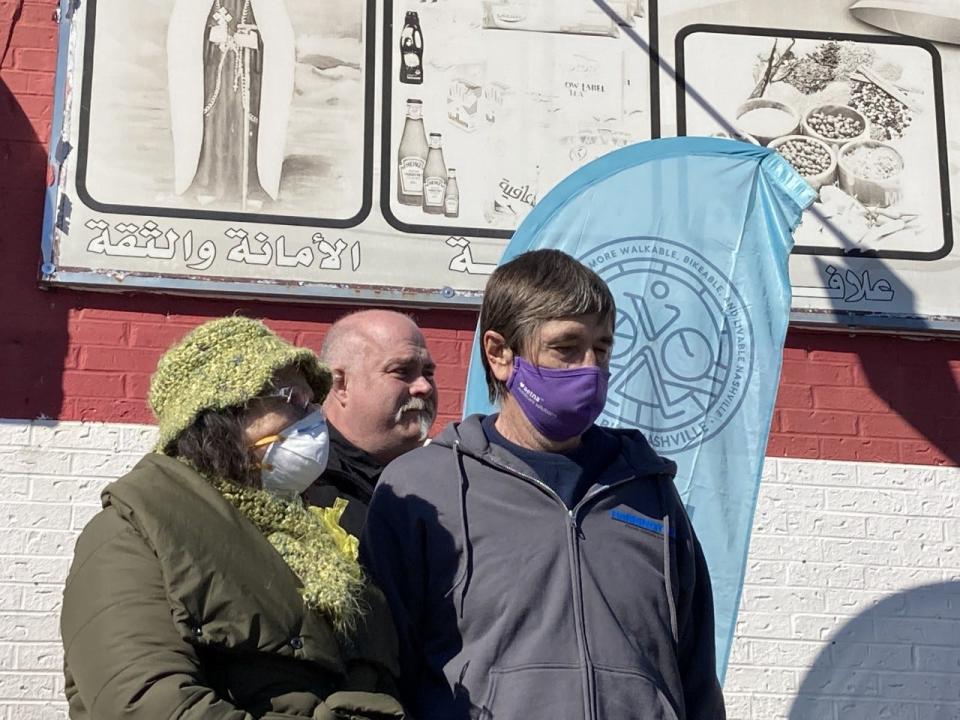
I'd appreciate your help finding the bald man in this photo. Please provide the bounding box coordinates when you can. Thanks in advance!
[305,310,438,535]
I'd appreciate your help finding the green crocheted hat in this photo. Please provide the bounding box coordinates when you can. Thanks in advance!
[149,316,332,451]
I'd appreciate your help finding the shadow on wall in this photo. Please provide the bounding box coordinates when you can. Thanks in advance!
[811,209,959,466]
[790,581,960,719]
[0,75,69,420]
[852,333,960,465]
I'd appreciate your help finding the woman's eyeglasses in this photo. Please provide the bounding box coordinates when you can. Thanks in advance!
[255,385,315,414]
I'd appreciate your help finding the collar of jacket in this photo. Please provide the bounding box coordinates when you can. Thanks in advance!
[326,422,385,488]
[433,414,677,485]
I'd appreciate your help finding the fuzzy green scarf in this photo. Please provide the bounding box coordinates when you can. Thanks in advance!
[210,477,365,635]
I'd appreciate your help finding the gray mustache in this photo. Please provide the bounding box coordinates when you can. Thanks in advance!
[395,396,436,421]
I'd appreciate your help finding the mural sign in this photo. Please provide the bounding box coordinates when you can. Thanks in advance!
[42,0,960,332]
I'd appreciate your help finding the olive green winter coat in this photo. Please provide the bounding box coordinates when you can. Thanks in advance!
[60,453,405,720]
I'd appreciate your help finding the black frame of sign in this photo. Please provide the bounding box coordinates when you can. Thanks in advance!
[74,0,378,230]
[675,24,953,262]
[380,0,664,240]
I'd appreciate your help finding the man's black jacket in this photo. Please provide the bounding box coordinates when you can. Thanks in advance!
[304,422,384,537]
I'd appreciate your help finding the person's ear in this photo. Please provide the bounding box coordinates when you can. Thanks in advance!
[482,330,514,384]
[327,368,348,408]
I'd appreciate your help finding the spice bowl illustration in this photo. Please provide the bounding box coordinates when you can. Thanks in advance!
[734,98,800,146]
[802,103,870,147]
[769,135,837,191]
[837,138,904,207]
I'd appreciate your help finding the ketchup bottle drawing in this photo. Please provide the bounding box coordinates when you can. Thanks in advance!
[399,11,423,85]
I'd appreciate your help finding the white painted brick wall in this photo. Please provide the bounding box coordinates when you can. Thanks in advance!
[0,420,155,720]
[726,458,960,720]
[1,420,959,719]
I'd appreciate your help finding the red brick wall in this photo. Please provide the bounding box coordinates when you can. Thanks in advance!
[2,0,958,466]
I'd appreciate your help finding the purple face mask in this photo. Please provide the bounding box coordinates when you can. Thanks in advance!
[506,356,610,441]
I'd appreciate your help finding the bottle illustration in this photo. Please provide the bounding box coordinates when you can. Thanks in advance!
[422,132,447,215]
[399,12,423,85]
[444,168,460,218]
[397,99,429,205]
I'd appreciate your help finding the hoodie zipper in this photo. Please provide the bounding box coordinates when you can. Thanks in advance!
[480,456,651,720]
[566,507,595,720]
[569,475,664,720]
[482,457,594,720]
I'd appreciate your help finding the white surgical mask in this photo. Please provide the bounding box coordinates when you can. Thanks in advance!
[252,408,330,498]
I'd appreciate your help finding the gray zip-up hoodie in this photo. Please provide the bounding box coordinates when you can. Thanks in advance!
[360,415,725,720]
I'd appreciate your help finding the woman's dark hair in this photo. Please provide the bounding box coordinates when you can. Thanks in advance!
[173,407,258,486]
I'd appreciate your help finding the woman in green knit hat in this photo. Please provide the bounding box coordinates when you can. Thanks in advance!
[60,316,406,720]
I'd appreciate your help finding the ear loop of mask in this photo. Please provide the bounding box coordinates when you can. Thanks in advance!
[250,433,284,470]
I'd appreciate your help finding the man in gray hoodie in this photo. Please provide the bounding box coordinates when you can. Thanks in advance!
[361,249,726,719]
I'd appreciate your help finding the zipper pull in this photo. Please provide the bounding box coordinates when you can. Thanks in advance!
[569,510,584,539]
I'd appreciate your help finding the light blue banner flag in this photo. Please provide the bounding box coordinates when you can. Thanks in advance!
[463,137,815,680]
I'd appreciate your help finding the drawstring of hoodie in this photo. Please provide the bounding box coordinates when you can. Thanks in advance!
[656,480,679,646]
[451,441,473,618]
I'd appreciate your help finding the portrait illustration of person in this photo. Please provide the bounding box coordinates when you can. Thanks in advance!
[167,0,295,211]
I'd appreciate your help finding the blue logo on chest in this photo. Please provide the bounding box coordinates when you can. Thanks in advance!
[610,509,676,538]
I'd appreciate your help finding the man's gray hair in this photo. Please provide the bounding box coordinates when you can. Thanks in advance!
[479,249,615,402]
